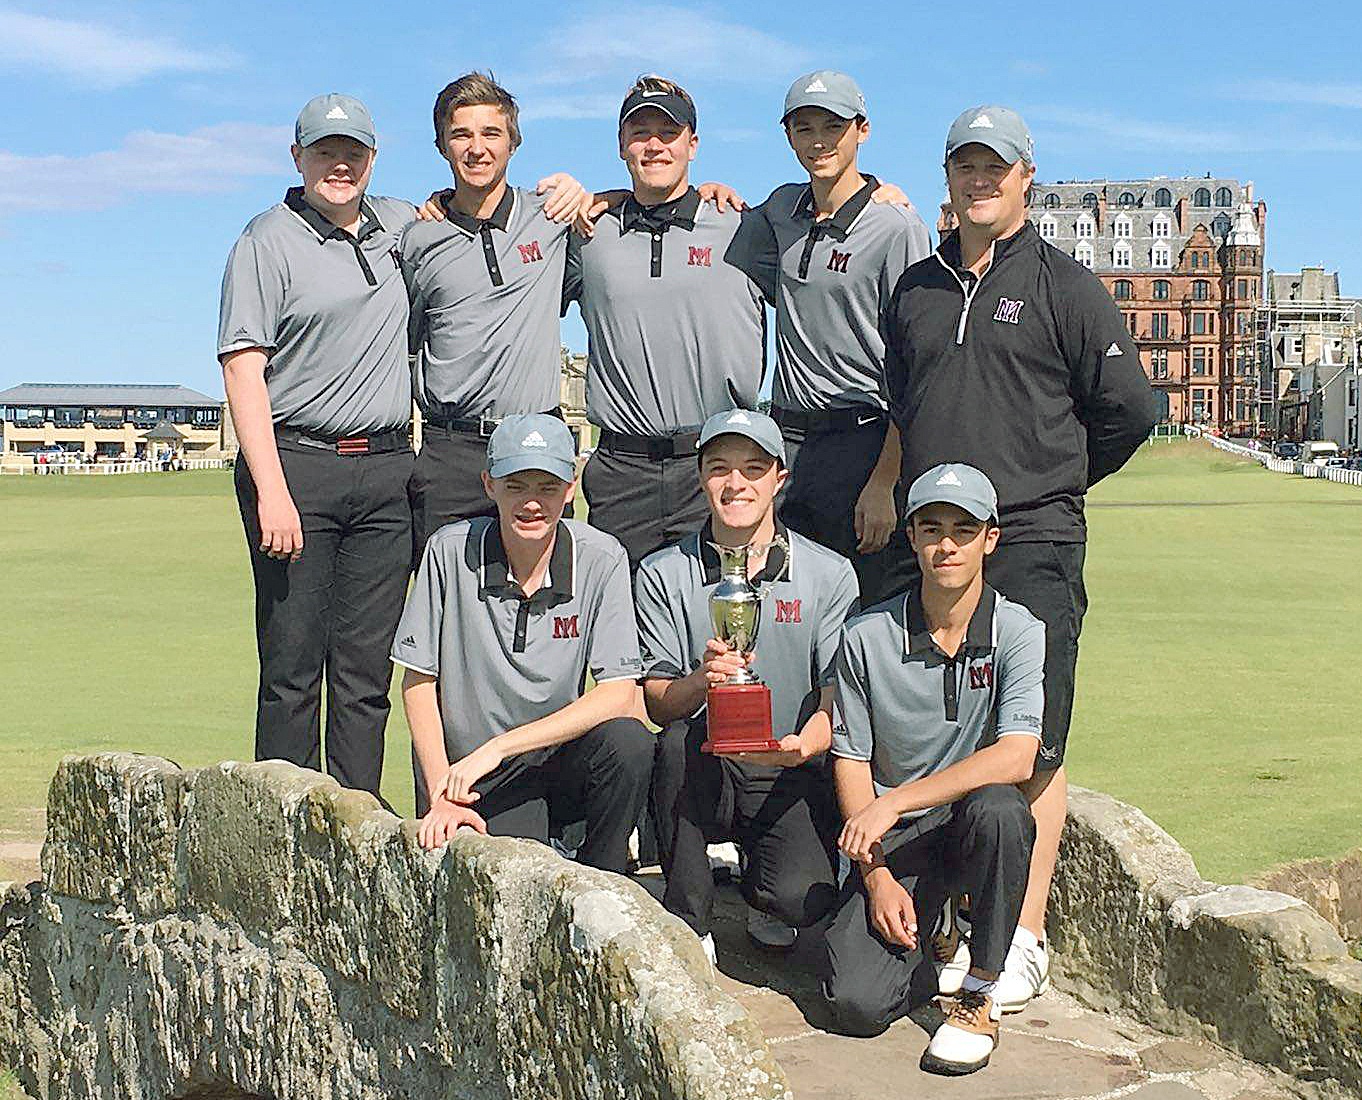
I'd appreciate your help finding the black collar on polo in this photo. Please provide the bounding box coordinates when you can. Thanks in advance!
[621,187,701,278]
[793,173,878,279]
[904,581,997,657]
[444,185,516,288]
[479,519,576,603]
[285,186,385,286]
[697,519,792,586]
[904,582,998,722]
[479,520,576,654]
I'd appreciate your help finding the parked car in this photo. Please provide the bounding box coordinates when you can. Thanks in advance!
[1302,440,1341,466]
[1271,441,1302,459]
[1324,457,1349,469]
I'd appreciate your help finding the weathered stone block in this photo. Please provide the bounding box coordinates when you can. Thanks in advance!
[1051,785,1362,1097]
[41,752,184,915]
[3,755,791,1100]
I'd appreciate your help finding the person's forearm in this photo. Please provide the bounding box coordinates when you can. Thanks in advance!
[492,679,636,759]
[833,756,878,822]
[222,350,288,497]
[866,420,902,488]
[834,757,891,879]
[643,670,708,725]
[796,689,835,756]
[882,738,1037,817]
[402,670,450,803]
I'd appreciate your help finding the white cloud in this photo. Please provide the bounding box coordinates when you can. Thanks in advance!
[0,123,289,214]
[1027,106,1362,155]
[1010,60,1049,78]
[1228,80,1362,110]
[0,8,231,87]
[511,4,813,121]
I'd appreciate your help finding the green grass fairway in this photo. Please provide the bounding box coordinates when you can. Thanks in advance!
[1,443,1358,885]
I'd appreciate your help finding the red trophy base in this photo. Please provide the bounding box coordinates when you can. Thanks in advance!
[703,683,782,754]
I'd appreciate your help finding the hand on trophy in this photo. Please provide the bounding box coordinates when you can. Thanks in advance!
[698,637,752,686]
[734,733,818,769]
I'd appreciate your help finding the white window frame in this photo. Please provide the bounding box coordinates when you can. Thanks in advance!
[1113,242,1132,268]
[1152,215,1171,238]
[1038,214,1057,240]
[1074,242,1093,268]
[1113,214,1132,238]
[1075,214,1095,239]
[1152,243,1171,268]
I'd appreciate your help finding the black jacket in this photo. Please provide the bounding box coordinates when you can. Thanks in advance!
[883,222,1159,544]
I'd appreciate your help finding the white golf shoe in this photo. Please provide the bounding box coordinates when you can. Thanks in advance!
[994,927,1050,1014]
[937,938,971,996]
[920,989,1000,1075]
[932,897,971,996]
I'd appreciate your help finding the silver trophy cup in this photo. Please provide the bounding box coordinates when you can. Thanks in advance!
[709,543,763,684]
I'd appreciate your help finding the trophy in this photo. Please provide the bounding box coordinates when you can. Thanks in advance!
[701,538,788,754]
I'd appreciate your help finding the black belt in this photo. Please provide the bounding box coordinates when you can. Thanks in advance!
[597,428,702,460]
[276,426,409,455]
[771,405,886,435]
[423,407,564,438]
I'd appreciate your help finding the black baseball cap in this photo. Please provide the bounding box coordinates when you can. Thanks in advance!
[619,85,697,132]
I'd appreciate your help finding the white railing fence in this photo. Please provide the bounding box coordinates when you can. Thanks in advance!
[0,457,230,476]
[1196,431,1362,488]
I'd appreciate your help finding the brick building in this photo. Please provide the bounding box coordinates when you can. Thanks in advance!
[1027,178,1266,434]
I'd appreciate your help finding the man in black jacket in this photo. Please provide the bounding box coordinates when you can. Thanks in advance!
[882,105,1158,1014]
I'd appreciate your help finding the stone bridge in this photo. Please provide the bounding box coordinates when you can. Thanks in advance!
[1,753,1359,1099]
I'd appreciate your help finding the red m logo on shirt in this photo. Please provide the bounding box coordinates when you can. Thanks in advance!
[518,241,544,264]
[688,246,712,267]
[827,249,851,274]
[552,615,579,639]
[774,599,802,624]
[968,661,994,689]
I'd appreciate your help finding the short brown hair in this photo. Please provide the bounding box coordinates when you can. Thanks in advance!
[623,73,696,128]
[433,71,521,152]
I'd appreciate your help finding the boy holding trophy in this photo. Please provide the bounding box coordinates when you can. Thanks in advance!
[634,409,859,962]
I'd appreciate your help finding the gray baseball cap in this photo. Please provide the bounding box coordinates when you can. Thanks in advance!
[781,70,866,123]
[944,105,1033,165]
[295,93,377,149]
[486,414,576,482]
[698,409,787,465]
[905,463,999,524]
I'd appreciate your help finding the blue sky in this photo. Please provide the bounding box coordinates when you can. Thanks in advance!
[3,0,1361,397]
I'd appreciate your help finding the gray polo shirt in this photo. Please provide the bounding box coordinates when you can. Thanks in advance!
[401,186,569,418]
[391,517,642,762]
[563,188,767,436]
[727,176,931,412]
[832,584,1044,814]
[218,188,417,436]
[635,523,859,739]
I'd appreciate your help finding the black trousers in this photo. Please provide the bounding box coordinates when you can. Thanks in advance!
[821,784,1035,1037]
[409,427,496,565]
[234,440,413,797]
[664,717,840,937]
[984,541,1087,770]
[415,718,652,874]
[581,447,710,571]
[781,420,914,605]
